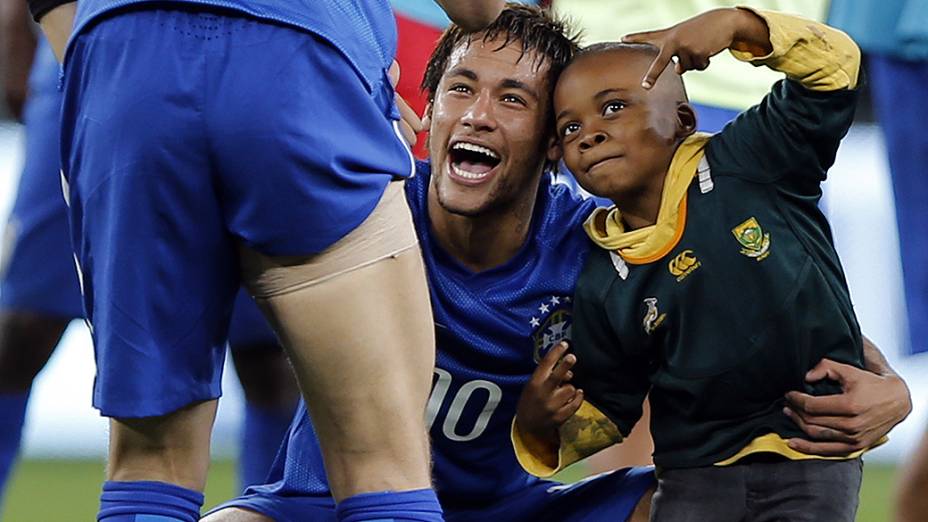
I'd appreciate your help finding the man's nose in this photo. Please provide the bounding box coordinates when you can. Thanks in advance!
[461,92,497,132]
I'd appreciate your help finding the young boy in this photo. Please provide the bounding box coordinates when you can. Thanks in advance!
[512,7,873,521]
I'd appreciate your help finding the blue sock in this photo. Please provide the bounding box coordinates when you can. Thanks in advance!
[239,402,291,490]
[98,481,204,522]
[336,488,444,522]
[0,392,30,504]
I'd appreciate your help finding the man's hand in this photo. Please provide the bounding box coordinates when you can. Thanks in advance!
[622,7,772,89]
[388,61,423,147]
[783,338,912,455]
[0,0,37,120]
[515,342,584,464]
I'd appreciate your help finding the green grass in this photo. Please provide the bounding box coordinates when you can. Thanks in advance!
[1,459,899,521]
[1,459,239,521]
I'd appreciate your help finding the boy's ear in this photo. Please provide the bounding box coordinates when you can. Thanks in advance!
[546,134,562,163]
[675,102,697,139]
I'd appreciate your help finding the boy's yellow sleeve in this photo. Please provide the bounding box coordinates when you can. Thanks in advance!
[730,7,861,91]
[511,400,624,477]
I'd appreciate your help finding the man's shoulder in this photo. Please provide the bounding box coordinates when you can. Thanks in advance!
[535,175,599,243]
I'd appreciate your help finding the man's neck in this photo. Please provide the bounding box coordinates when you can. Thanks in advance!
[427,188,539,273]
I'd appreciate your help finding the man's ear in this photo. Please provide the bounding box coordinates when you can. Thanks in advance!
[676,102,697,139]
[422,102,433,131]
[546,134,562,163]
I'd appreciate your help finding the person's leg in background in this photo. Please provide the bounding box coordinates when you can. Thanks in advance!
[867,54,928,355]
[0,38,83,509]
[896,419,928,521]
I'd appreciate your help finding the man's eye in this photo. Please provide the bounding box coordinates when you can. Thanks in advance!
[562,123,580,137]
[603,101,626,115]
[502,94,525,105]
[451,84,471,94]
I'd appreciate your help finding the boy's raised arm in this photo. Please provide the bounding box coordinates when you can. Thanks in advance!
[728,8,860,92]
[622,7,860,93]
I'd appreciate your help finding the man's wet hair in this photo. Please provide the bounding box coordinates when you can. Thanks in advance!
[421,3,582,104]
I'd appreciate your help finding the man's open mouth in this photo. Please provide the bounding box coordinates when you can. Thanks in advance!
[448,141,501,181]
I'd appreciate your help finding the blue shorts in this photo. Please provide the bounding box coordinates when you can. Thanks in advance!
[209,467,654,522]
[0,40,82,319]
[59,6,410,417]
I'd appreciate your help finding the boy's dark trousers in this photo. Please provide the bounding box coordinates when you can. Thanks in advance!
[649,456,863,521]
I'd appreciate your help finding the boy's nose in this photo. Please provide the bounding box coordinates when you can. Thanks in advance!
[579,131,607,151]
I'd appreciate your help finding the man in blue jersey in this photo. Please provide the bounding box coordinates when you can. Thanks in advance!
[25,1,505,521]
[205,5,912,521]
[0,6,297,505]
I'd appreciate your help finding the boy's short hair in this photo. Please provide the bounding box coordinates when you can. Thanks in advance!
[573,41,689,100]
[421,3,581,104]
[578,41,659,59]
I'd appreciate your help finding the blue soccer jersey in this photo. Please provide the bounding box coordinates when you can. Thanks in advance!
[212,163,655,521]
[410,163,595,503]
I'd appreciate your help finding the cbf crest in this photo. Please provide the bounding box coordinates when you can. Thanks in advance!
[732,216,771,261]
[530,296,573,363]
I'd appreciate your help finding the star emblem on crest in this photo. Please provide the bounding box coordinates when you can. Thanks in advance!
[538,303,550,314]
[549,296,560,305]
[530,317,541,327]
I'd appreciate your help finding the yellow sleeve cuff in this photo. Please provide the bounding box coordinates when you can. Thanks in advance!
[511,400,624,478]
[730,7,861,91]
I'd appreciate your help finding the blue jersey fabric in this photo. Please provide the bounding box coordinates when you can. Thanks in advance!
[209,163,655,519]
[410,163,595,503]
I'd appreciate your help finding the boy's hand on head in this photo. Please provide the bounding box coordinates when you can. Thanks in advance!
[515,341,584,456]
[622,7,771,89]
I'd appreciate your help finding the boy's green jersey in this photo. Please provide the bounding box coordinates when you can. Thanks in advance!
[571,78,864,469]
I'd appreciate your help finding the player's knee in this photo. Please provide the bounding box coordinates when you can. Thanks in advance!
[200,507,275,522]
[0,311,70,391]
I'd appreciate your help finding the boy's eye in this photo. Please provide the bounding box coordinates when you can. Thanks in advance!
[451,84,472,94]
[561,122,580,138]
[603,101,626,115]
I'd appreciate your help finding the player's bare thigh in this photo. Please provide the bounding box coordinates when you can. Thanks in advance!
[200,507,273,522]
[238,181,436,498]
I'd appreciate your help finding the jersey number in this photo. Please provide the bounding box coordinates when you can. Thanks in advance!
[425,368,502,442]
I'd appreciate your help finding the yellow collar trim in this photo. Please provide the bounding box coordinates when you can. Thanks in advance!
[583,133,712,262]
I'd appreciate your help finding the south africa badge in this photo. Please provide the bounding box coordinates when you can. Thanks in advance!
[732,217,771,261]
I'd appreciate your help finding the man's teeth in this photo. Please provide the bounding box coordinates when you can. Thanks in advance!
[451,164,491,179]
[452,142,499,159]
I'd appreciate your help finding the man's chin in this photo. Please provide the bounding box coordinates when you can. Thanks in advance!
[436,190,494,218]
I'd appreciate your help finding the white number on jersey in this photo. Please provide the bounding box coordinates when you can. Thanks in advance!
[425,368,502,442]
